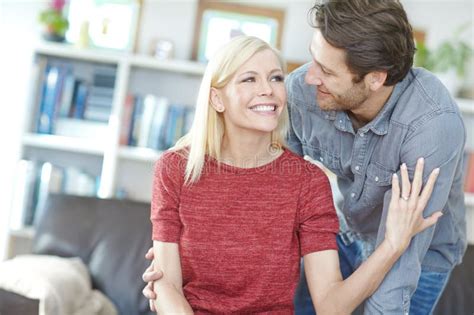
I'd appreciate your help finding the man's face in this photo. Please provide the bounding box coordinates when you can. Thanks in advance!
[305,30,369,111]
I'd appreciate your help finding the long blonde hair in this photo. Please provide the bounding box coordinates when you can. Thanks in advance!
[172,36,289,184]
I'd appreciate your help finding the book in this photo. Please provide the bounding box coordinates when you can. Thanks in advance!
[120,94,135,146]
[33,162,64,225]
[138,95,159,147]
[9,160,37,230]
[37,63,62,134]
[464,152,474,193]
[147,97,169,149]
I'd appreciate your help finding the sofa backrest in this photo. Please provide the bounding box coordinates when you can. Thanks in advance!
[33,193,154,315]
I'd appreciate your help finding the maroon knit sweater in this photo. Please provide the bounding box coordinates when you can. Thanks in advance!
[151,149,339,314]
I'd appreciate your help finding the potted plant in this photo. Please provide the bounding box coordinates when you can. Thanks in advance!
[414,23,473,96]
[39,0,69,42]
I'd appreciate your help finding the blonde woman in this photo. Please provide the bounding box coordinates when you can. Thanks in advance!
[148,36,441,314]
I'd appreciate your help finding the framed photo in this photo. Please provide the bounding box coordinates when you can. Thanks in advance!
[65,0,142,52]
[192,1,285,63]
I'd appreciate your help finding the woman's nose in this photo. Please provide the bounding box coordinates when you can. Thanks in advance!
[258,80,273,96]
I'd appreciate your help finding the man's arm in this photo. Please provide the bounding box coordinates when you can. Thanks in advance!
[364,112,465,314]
[152,240,193,314]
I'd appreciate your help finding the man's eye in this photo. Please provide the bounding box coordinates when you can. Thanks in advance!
[271,75,284,82]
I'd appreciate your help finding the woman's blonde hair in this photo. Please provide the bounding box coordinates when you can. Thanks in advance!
[172,36,289,184]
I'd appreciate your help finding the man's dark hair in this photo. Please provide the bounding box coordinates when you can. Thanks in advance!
[309,0,415,85]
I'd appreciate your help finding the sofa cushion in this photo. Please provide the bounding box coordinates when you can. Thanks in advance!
[33,194,154,315]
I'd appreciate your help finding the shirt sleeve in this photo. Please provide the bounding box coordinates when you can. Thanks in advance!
[285,69,305,157]
[364,112,466,314]
[151,151,185,243]
[298,163,339,256]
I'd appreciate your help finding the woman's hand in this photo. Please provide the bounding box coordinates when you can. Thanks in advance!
[384,158,442,254]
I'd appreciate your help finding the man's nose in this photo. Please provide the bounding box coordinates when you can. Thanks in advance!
[305,64,322,86]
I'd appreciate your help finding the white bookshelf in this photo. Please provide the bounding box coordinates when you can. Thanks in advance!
[22,133,105,156]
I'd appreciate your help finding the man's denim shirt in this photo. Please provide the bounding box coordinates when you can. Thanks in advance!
[286,64,467,314]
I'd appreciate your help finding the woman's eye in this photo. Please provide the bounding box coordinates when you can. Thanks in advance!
[242,77,255,83]
[271,75,284,82]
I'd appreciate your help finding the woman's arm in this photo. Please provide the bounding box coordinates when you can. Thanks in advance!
[304,158,442,315]
[152,241,193,314]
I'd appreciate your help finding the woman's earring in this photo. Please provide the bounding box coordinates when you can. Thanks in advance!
[216,107,225,113]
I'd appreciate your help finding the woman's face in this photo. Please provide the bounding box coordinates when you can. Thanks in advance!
[213,49,287,137]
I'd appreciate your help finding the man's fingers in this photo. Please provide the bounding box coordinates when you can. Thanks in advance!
[145,247,154,260]
[410,158,424,200]
[143,269,163,282]
[143,282,157,299]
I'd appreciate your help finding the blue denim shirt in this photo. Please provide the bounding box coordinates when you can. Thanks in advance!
[286,64,467,314]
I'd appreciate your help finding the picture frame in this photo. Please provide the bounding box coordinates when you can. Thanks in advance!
[65,0,142,52]
[192,0,285,63]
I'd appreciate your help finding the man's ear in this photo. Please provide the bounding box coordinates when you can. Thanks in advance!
[210,87,225,113]
[365,71,387,91]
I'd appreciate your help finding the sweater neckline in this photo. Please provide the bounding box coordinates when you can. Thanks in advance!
[206,148,290,174]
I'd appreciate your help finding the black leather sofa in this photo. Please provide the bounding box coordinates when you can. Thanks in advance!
[0,193,473,314]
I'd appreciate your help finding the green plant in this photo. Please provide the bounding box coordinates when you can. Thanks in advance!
[414,23,473,78]
[39,0,69,37]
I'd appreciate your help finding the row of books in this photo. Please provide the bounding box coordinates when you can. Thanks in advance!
[9,160,100,230]
[36,60,116,135]
[464,151,474,193]
[120,94,194,151]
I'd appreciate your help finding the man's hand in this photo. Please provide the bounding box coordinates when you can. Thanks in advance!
[142,247,164,312]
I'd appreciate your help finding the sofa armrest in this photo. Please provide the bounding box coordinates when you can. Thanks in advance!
[0,288,39,315]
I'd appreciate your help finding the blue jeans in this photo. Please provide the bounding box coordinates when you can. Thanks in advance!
[294,234,451,315]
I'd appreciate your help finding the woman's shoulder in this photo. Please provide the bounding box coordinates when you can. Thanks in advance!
[155,148,188,176]
[281,148,327,179]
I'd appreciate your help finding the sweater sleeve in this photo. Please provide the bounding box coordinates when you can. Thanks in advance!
[151,151,185,243]
[298,163,339,256]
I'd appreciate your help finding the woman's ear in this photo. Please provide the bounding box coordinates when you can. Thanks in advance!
[210,87,225,113]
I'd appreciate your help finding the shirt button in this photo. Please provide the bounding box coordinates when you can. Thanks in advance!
[351,192,356,198]
[355,165,360,171]
[339,120,343,124]
[360,133,365,137]
[319,157,324,162]
[375,176,379,182]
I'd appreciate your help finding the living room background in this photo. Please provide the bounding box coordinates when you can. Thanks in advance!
[0,0,473,260]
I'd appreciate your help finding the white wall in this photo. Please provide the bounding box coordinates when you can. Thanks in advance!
[0,0,472,259]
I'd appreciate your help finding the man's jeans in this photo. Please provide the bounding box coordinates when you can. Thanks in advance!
[294,234,451,315]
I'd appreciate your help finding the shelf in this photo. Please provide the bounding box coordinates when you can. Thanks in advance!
[457,98,474,114]
[34,41,206,76]
[466,193,474,207]
[23,133,105,156]
[35,41,123,64]
[130,54,206,75]
[9,227,35,239]
[119,146,163,163]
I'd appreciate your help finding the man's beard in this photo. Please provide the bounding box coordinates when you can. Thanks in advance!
[317,82,369,112]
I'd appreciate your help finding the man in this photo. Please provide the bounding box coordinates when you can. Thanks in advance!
[143,0,467,314]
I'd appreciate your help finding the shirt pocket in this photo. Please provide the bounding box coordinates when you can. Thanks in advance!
[361,162,393,208]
